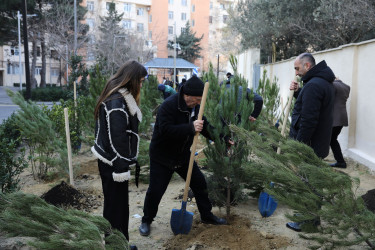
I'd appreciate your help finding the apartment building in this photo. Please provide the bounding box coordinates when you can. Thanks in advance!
[84,0,235,72]
[0,44,61,87]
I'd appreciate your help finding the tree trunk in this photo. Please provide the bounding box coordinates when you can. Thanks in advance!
[30,36,38,88]
[40,37,46,87]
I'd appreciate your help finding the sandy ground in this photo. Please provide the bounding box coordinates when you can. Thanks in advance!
[4,144,374,250]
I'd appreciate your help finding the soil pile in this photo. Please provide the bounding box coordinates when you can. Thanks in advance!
[362,189,375,213]
[164,215,290,249]
[41,181,100,212]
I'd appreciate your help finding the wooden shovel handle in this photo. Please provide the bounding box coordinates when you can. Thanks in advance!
[277,76,298,154]
[183,82,210,202]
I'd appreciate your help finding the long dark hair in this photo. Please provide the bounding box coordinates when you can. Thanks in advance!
[94,60,147,119]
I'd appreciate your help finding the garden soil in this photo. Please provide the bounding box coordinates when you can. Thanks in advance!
[7,144,375,250]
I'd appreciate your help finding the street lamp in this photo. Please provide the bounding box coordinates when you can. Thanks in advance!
[173,22,181,87]
[112,35,126,75]
[17,11,37,91]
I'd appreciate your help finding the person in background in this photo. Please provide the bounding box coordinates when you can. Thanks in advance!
[92,60,147,250]
[158,83,177,99]
[330,78,350,168]
[177,78,187,92]
[223,75,263,123]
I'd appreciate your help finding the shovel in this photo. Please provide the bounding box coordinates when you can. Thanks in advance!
[171,81,210,235]
[258,77,298,217]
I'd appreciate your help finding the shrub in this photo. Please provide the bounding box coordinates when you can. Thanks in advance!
[21,86,70,102]
[0,115,27,193]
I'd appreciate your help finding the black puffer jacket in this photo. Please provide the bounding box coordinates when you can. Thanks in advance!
[92,88,141,172]
[289,60,335,158]
[150,88,213,168]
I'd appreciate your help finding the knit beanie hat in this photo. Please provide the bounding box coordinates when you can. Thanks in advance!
[183,75,204,96]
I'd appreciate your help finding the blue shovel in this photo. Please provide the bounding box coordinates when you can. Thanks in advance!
[171,81,210,235]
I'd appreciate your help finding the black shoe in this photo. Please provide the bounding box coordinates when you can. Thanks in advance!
[201,214,227,225]
[139,222,150,236]
[130,245,138,250]
[330,162,347,168]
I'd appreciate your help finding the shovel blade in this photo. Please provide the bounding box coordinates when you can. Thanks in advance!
[258,191,278,217]
[170,201,194,235]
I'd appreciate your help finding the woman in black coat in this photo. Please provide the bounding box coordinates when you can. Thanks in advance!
[92,60,147,248]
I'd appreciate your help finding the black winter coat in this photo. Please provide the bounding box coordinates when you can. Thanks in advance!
[289,60,335,158]
[92,89,141,172]
[150,89,213,168]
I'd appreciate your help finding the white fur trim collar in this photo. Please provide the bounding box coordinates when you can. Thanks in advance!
[118,88,142,122]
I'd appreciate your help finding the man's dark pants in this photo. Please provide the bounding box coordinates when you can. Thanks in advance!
[330,126,345,163]
[142,160,213,224]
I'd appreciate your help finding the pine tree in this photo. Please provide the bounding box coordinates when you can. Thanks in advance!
[0,192,129,249]
[203,57,261,217]
[168,21,203,63]
[6,90,67,180]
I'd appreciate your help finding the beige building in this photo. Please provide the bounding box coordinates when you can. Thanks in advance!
[0,44,61,87]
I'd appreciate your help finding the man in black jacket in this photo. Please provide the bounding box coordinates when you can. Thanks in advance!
[287,53,335,232]
[289,53,335,158]
[139,75,227,236]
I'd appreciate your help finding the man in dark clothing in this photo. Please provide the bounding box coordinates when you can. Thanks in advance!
[286,53,335,232]
[289,53,335,158]
[139,75,228,237]
[329,78,350,168]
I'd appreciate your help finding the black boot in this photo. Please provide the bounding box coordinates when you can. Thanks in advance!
[139,222,151,236]
[201,214,227,225]
[330,162,347,168]
[130,245,138,250]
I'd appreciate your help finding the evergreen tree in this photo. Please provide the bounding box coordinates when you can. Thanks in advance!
[0,192,129,249]
[6,90,67,180]
[203,57,260,217]
[167,21,203,63]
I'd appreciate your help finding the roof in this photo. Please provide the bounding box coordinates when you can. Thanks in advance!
[144,58,198,69]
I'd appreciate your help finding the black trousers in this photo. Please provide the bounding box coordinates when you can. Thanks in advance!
[142,160,213,224]
[98,160,130,240]
[330,126,345,163]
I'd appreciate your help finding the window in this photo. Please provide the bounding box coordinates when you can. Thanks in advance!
[168,26,173,35]
[37,47,41,57]
[181,12,186,20]
[50,68,59,77]
[168,11,174,19]
[210,2,213,9]
[50,49,58,58]
[106,2,115,10]
[137,8,144,16]
[87,51,95,61]
[149,31,152,39]
[137,23,144,32]
[192,19,195,26]
[149,14,152,23]
[86,18,95,30]
[11,46,19,56]
[192,4,195,12]
[7,63,22,75]
[35,66,42,75]
[181,0,187,6]
[124,3,131,12]
[87,1,94,11]
[209,16,212,24]
[223,15,228,23]
[168,0,174,4]
[88,35,95,45]
[122,20,131,29]
[220,4,225,10]
[181,27,186,33]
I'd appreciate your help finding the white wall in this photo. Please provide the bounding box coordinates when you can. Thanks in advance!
[257,39,375,172]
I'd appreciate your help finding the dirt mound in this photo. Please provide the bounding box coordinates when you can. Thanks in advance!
[362,189,375,213]
[164,215,290,249]
[41,181,100,212]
